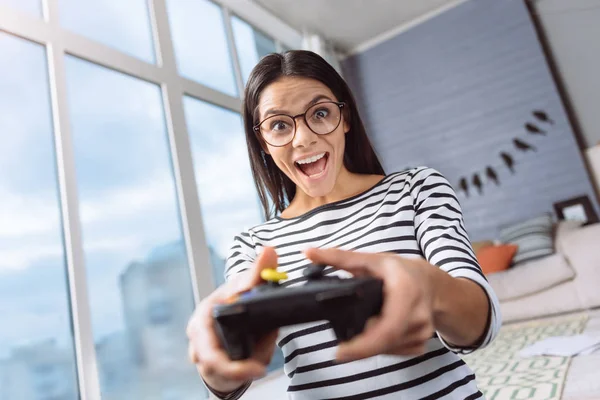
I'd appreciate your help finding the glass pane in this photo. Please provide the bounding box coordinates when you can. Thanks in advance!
[0,33,78,399]
[183,96,284,373]
[166,0,237,97]
[59,0,155,63]
[231,16,277,85]
[0,0,42,17]
[65,57,206,399]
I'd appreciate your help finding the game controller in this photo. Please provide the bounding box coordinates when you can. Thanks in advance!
[212,264,384,360]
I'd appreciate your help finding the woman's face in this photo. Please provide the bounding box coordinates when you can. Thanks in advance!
[256,77,349,198]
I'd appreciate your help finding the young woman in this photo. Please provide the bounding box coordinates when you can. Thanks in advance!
[187,50,501,399]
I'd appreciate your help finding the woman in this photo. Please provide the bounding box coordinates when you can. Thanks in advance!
[187,50,501,399]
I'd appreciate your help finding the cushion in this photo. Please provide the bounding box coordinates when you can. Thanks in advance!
[486,253,575,301]
[476,244,518,275]
[472,240,494,254]
[499,213,555,266]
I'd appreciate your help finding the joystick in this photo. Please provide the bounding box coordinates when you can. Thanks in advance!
[212,263,383,360]
[303,263,326,279]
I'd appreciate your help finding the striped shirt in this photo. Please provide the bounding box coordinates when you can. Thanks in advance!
[224,167,501,399]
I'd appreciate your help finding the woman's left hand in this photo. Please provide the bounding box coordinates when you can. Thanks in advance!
[304,247,438,362]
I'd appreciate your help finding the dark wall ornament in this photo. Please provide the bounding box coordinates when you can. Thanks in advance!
[457,109,553,196]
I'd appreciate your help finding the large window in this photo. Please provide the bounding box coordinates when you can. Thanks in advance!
[65,57,204,399]
[0,32,78,400]
[0,1,301,398]
[183,97,262,287]
[184,97,285,373]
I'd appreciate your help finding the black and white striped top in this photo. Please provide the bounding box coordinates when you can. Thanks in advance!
[224,167,501,399]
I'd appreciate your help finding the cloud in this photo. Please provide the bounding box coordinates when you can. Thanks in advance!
[165,0,238,96]
[60,0,155,62]
[1,0,42,16]
[0,33,57,196]
[184,96,264,256]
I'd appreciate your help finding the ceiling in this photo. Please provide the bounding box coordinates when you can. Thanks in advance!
[252,0,466,54]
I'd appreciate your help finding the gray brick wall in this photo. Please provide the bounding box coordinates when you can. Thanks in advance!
[342,0,599,240]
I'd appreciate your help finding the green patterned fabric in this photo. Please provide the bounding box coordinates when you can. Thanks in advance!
[463,313,588,400]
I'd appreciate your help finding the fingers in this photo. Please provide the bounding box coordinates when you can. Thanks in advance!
[304,247,381,276]
[336,307,406,361]
[188,304,267,381]
[335,275,416,361]
[196,348,266,381]
[237,247,279,293]
[253,330,279,365]
[187,258,280,383]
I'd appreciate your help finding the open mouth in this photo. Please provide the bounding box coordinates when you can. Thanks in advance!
[295,152,329,178]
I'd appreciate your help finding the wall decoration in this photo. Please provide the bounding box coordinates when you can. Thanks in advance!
[459,177,469,197]
[554,195,599,225]
[472,173,483,194]
[525,122,546,135]
[513,137,537,152]
[533,110,555,125]
[486,166,499,185]
[500,152,515,174]
[456,110,552,195]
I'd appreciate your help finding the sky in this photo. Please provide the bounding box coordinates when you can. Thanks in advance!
[0,0,268,375]
[0,0,42,16]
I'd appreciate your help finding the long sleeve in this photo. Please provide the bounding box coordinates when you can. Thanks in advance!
[410,167,501,353]
[224,231,257,282]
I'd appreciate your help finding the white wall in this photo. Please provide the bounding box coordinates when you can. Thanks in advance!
[532,0,600,149]
[586,145,600,199]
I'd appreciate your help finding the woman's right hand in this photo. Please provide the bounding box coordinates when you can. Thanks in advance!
[187,247,280,394]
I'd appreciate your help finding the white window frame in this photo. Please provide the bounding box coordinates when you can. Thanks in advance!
[0,0,302,398]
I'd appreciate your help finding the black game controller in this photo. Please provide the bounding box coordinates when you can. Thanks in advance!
[212,264,383,360]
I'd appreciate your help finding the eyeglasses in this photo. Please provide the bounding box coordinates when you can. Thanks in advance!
[253,101,345,147]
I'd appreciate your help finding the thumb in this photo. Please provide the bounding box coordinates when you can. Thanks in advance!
[246,247,279,288]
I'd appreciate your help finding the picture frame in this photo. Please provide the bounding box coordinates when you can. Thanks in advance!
[553,195,599,226]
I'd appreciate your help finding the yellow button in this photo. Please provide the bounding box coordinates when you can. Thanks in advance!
[261,268,288,283]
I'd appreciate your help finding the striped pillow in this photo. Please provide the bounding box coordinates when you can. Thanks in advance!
[499,214,555,266]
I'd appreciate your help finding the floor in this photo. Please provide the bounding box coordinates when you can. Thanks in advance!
[562,308,600,400]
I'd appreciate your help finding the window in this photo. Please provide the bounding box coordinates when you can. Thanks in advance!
[64,57,206,399]
[0,32,78,400]
[166,0,238,96]
[59,0,156,63]
[183,96,262,286]
[231,16,277,85]
[0,0,42,17]
[1,0,300,394]
[183,96,284,372]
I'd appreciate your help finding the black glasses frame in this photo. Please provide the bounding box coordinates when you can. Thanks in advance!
[253,101,346,147]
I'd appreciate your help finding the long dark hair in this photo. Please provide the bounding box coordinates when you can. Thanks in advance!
[243,50,385,220]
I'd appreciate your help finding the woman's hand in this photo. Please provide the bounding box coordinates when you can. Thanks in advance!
[305,247,490,363]
[186,247,280,394]
[305,247,437,362]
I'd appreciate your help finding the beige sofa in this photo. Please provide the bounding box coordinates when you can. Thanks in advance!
[487,222,600,323]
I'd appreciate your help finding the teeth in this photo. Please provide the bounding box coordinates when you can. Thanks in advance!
[296,152,326,165]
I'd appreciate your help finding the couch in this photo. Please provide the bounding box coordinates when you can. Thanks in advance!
[486,222,600,323]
